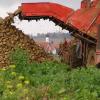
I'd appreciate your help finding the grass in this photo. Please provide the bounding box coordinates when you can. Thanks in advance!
[0,48,100,100]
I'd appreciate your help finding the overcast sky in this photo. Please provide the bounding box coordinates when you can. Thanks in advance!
[0,0,82,35]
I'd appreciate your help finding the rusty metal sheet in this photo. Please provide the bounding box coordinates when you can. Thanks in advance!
[21,2,74,23]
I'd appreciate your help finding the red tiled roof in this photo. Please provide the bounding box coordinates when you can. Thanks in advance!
[36,41,59,51]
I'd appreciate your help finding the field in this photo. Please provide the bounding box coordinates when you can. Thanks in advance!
[0,48,100,100]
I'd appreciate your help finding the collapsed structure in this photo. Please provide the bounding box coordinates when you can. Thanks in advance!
[1,0,100,67]
[18,0,100,66]
[0,16,52,67]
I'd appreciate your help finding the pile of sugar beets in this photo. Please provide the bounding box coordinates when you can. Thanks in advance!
[0,11,52,67]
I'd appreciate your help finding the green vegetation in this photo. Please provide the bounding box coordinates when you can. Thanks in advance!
[0,48,100,100]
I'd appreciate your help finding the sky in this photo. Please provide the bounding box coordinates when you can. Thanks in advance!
[0,0,82,36]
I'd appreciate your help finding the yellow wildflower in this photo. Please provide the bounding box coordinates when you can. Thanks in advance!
[11,72,16,76]
[24,80,30,85]
[9,91,13,95]
[18,76,25,80]
[9,65,16,69]
[7,85,13,89]
[17,83,23,88]
[2,68,6,71]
